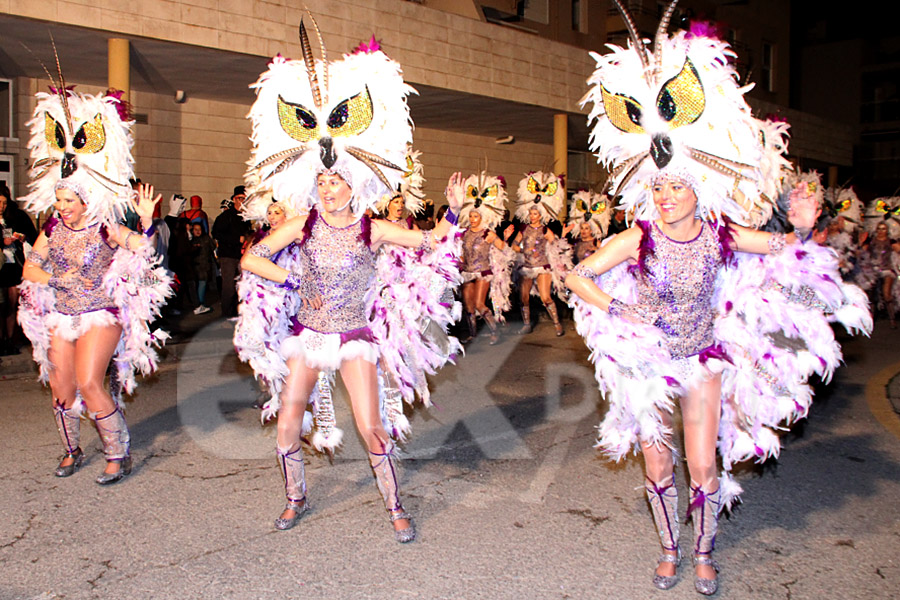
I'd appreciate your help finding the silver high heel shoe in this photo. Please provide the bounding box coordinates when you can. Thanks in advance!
[275,499,310,530]
[390,509,416,543]
[653,548,682,590]
[55,447,84,478]
[96,456,132,485]
[692,554,720,595]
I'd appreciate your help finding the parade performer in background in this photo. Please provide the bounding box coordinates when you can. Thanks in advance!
[458,171,514,344]
[376,145,424,230]
[18,82,171,485]
[819,184,864,280]
[236,22,462,543]
[861,196,900,327]
[511,170,572,336]
[569,2,872,594]
[565,188,614,262]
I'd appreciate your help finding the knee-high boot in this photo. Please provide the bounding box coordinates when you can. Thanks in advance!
[480,309,499,344]
[93,407,132,485]
[519,304,533,334]
[274,445,309,530]
[689,484,722,596]
[646,476,681,590]
[544,301,564,336]
[53,401,83,477]
[369,442,415,543]
[464,312,477,343]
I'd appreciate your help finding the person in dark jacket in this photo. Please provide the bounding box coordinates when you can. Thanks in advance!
[0,184,38,354]
[212,186,250,317]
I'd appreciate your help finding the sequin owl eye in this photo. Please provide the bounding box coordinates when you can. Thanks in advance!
[467,185,479,199]
[526,176,542,195]
[600,85,645,134]
[404,155,415,178]
[72,114,106,154]
[326,87,373,138]
[592,200,607,213]
[44,114,67,151]
[656,58,705,129]
[277,95,318,142]
[482,184,499,203]
[574,198,588,213]
[544,181,558,196]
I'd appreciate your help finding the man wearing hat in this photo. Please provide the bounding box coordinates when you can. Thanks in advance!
[212,185,251,318]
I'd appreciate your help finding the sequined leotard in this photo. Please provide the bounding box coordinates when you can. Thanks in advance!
[294,211,374,334]
[575,238,596,262]
[46,223,117,315]
[462,228,493,275]
[521,225,550,269]
[635,221,724,359]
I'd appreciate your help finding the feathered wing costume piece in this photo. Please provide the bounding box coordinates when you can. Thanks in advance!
[237,24,459,448]
[569,189,613,238]
[574,3,872,510]
[18,84,171,411]
[460,172,514,320]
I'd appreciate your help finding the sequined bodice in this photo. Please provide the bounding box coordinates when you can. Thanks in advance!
[462,228,492,273]
[47,223,116,315]
[869,237,895,270]
[575,239,596,262]
[636,221,723,359]
[294,213,374,333]
[522,225,548,268]
[387,216,411,230]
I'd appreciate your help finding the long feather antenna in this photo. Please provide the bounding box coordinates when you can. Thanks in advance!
[305,10,329,107]
[652,0,679,84]
[298,21,323,110]
[345,148,395,192]
[253,146,306,170]
[49,32,74,136]
[345,146,404,172]
[611,0,651,84]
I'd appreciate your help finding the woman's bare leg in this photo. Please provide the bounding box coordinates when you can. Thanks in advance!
[461,281,478,340]
[681,374,722,582]
[536,272,562,334]
[642,409,678,579]
[340,357,411,534]
[275,357,319,520]
[48,333,79,467]
[474,279,498,342]
[519,278,534,333]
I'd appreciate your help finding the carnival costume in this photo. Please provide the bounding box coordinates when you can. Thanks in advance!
[821,184,864,281]
[457,171,514,342]
[568,189,613,261]
[573,1,871,593]
[861,196,900,323]
[513,170,572,335]
[234,22,462,541]
[17,84,171,484]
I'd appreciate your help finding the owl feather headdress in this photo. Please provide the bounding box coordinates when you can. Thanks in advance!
[581,0,782,227]
[864,196,900,237]
[376,146,426,215]
[22,53,134,226]
[459,171,507,230]
[244,18,415,222]
[568,189,613,238]
[515,171,566,224]
[822,185,862,232]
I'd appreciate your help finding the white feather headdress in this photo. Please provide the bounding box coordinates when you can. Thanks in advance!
[515,171,566,224]
[822,186,863,232]
[580,1,782,227]
[864,197,900,237]
[22,89,134,226]
[376,146,426,215]
[459,171,507,230]
[568,189,613,238]
[244,22,415,222]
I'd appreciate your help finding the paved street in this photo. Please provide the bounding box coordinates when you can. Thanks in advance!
[1,315,898,600]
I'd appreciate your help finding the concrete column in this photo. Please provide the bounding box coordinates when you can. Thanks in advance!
[554,113,568,219]
[108,38,130,101]
[828,165,838,188]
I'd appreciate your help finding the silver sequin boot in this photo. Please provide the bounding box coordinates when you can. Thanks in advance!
[93,407,132,485]
[689,484,721,596]
[53,401,84,477]
[480,309,500,345]
[518,305,533,334]
[369,442,415,543]
[543,301,564,336]
[646,476,682,590]
[274,445,310,530]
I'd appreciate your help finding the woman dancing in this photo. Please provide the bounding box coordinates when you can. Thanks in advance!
[237,24,462,542]
[570,3,871,594]
[17,84,170,485]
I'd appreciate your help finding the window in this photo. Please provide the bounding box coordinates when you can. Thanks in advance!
[572,0,587,33]
[761,42,776,93]
[0,79,13,139]
[0,155,14,198]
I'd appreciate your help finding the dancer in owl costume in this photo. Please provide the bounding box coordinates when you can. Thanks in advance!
[458,171,515,343]
[18,81,171,485]
[567,1,871,594]
[567,189,614,261]
[511,170,573,335]
[820,184,864,280]
[860,195,900,325]
[236,21,463,542]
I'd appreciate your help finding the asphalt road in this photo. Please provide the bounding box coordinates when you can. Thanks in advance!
[1,315,898,600]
